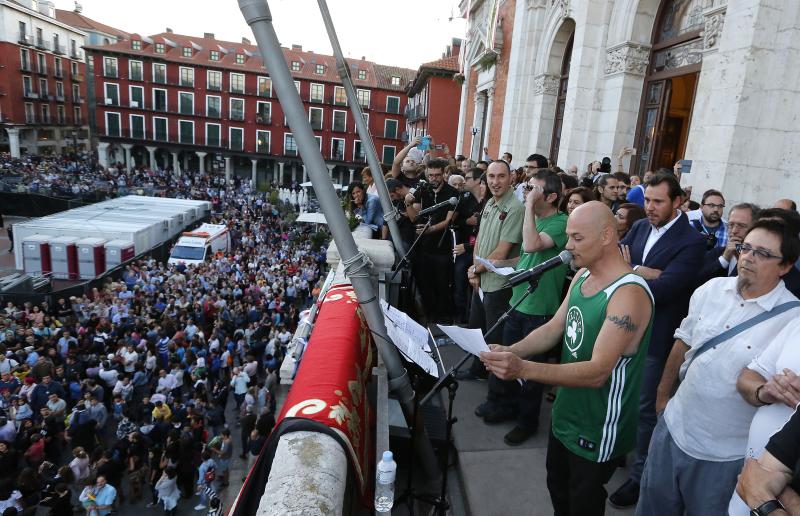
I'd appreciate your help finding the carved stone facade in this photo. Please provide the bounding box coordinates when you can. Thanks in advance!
[703,6,727,50]
[604,42,651,76]
[533,74,559,95]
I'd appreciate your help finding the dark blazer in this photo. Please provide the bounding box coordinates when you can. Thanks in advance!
[621,213,706,360]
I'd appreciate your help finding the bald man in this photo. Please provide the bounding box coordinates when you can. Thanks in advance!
[481,202,654,515]
[774,198,797,212]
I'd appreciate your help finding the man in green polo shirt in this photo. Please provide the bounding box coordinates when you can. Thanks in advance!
[476,169,568,443]
[458,160,524,380]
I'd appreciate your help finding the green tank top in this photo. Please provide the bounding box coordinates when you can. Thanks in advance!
[551,270,654,463]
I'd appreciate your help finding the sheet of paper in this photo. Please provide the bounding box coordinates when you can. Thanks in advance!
[380,300,430,352]
[437,325,523,385]
[384,316,439,377]
[475,256,517,276]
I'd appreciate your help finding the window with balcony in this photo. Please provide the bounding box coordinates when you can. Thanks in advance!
[391,76,400,86]
[315,64,324,75]
[353,140,365,161]
[206,123,221,147]
[382,145,396,164]
[309,107,323,130]
[256,101,271,124]
[179,67,194,87]
[71,61,78,76]
[179,92,194,115]
[103,57,118,77]
[384,119,398,139]
[332,110,346,132]
[357,89,370,109]
[70,39,78,58]
[229,127,244,151]
[153,63,167,84]
[20,49,30,71]
[105,112,121,137]
[55,81,64,100]
[258,77,272,97]
[357,69,367,80]
[230,73,244,94]
[104,83,119,106]
[284,133,297,155]
[206,96,221,118]
[130,85,144,108]
[130,114,145,139]
[72,84,80,102]
[235,54,245,65]
[155,42,165,54]
[57,105,65,124]
[41,104,50,124]
[152,88,167,112]
[73,106,81,124]
[386,96,400,114]
[291,61,301,71]
[229,98,245,121]
[182,47,192,58]
[38,78,48,97]
[310,83,324,103]
[131,40,142,51]
[25,103,35,124]
[209,50,220,61]
[334,86,347,106]
[153,117,168,141]
[23,76,34,97]
[129,60,143,81]
[256,130,270,153]
[207,70,222,91]
[331,138,345,160]
[37,53,46,74]
[54,57,62,78]
[179,120,194,144]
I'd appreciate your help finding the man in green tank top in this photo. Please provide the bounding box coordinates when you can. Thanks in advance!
[481,201,654,516]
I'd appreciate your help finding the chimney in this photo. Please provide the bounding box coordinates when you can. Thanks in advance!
[291,44,302,51]
[165,27,173,34]
[204,32,215,39]
[74,1,83,13]
[242,37,250,45]
[361,56,365,60]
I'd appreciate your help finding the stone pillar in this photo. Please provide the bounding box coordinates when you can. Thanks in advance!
[6,128,20,158]
[224,156,232,184]
[251,159,258,188]
[145,146,157,170]
[161,153,169,171]
[526,74,561,158]
[195,151,207,175]
[182,153,189,175]
[121,143,133,171]
[278,161,285,185]
[292,164,298,184]
[326,164,335,180]
[302,164,308,183]
[171,152,181,177]
[97,142,110,169]
[348,168,355,184]
[483,87,496,154]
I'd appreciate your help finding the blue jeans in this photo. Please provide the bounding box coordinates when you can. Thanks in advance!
[629,353,666,483]
[485,310,551,428]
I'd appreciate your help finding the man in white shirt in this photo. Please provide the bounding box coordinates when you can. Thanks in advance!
[636,218,800,515]
[0,353,18,375]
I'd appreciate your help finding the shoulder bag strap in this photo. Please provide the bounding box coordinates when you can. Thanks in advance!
[684,300,800,373]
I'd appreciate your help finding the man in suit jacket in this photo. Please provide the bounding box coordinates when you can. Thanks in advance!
[609,172,706,507]
[697,203,759,285]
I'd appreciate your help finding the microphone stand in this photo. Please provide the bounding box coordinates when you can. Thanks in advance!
[437,192,463,249]
[389,216,432,282]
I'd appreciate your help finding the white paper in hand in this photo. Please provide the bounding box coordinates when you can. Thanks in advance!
[437,325,490,357]
[475,256,516,276]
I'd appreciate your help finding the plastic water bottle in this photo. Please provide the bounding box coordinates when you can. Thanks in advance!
[374,450,397,512]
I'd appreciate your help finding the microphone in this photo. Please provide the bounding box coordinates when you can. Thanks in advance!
[417,197,458,217]
[507,250,573,287]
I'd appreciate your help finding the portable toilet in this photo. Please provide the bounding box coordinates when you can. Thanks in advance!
[77,237,107,279]
[49,236,79,279]
[22,235,52,276]
[104,240,135,271]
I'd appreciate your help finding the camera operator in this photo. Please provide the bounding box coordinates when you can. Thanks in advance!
[406,159,459,323]
[690,189,728,250]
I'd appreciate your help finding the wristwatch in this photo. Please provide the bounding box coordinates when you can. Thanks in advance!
[751,499,785,515]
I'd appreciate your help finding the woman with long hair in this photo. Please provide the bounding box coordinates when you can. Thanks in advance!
[559,186,596,215]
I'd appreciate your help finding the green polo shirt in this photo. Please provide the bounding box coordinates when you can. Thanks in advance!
[475,189,524,293]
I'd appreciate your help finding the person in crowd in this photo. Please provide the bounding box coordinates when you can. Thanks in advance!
[390,136,424,189]
[697,202,759,283]
[79,475,116,516]
[613,172,631,199]
[625,170,655,208]
[558,186,596,216]
[452,169,487,324]
[480,201,654,515]
[595,174,621,213]
[513,154,549,202]
[458,160,524,380]
[636,218,800,515]
[774,199,797,212]
[614,203,646,239]
[360,166,378,196]
[689,189,728,250]
[348,181,383,238]
[405,158,459,323]
[477,169,568,445]
[610,172,706,508]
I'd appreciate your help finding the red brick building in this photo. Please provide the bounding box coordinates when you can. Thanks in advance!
[0,0,89,157]
[84,31,415,187]
[406,40,462,154]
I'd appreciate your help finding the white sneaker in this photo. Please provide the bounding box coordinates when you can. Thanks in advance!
[194,504,207,511]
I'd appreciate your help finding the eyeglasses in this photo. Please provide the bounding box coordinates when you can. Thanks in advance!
[523,184,541,192]
[703,203,725,210]
[735,243,783,261]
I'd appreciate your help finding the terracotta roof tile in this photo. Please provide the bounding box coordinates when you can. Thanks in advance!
[420,55,460,73]
[373,64,416,90]
[54,9,129,39]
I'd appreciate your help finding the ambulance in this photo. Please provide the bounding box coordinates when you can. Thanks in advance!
[168,223,230,266]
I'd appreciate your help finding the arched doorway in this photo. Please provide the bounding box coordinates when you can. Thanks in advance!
[632,0,708,175]
[549,33,573,164]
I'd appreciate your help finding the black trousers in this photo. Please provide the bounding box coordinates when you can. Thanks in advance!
[413,252,453,322]
[546,430,619,516]
[466,287,512,375]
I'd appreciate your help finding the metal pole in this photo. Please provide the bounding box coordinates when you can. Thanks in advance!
[238,0,439,479]
[315,0,407,256]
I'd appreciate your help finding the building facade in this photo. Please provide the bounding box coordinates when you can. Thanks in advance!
[457,0,800,207]
[0,0,89,157]
[406,40,463,153]
[85,32,415,187]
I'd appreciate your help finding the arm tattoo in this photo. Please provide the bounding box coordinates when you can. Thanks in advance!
[607,314,637,333]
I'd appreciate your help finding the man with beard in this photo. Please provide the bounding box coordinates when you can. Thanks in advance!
[390,136,424,189]
[689,189,728,250]
[636,218,800,515]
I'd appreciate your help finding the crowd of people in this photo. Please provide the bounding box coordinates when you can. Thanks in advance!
[0,153,328,515]
[347,137,800,516]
